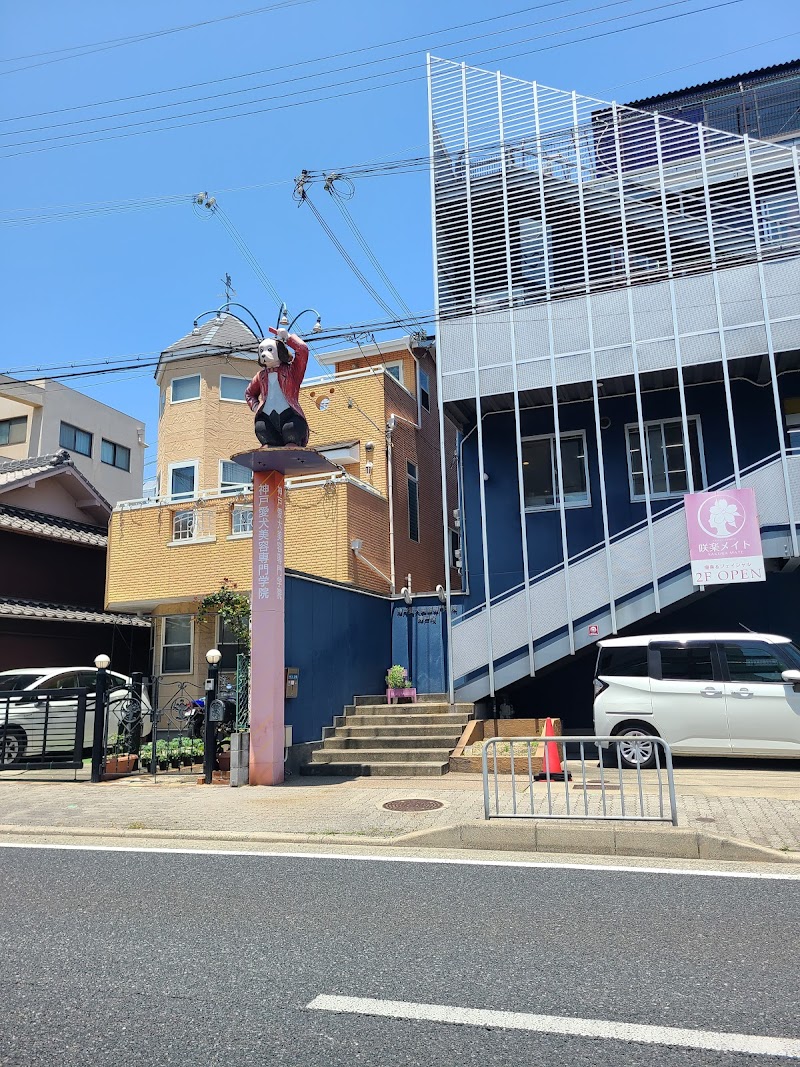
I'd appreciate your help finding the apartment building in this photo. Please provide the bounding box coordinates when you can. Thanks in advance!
[427,56,800,719]
[0,376,146,506]
[105,313,460,689]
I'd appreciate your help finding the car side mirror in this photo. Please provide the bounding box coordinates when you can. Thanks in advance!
[781,670,800,692]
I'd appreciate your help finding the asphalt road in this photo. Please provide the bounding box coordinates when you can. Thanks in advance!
[0,845,798,1066]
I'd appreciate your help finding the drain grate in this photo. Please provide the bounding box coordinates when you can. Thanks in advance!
[383,798,444,812]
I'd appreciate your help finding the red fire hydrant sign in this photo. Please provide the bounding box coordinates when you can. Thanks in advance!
[684,487,766,586]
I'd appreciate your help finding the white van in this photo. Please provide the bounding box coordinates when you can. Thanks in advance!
[593,633,800,768]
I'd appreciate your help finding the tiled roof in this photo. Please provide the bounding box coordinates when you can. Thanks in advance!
[0,597,151,628]
[0,450,111,516]
[0,503,107,546]
[162,313,260,357]
[0,450,71,487]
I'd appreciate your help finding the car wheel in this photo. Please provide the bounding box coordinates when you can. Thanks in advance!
[1,726,27,767]
[615,727,657,770]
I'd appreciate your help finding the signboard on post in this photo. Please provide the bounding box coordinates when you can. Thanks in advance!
[684,487,766,586]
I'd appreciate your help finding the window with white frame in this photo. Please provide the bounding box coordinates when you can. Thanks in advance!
[759,192,800,248]
[161,615,193,674]
[407,461,420,542]
[418,367,431,412]
[219,460,252,494]
[219,374,247,402]
[625,417,706,501]
[171,507,215,542]
[169,461,198,501]
[522,432,590,511]
[59,421,92,456]
[384,361,404,386]
[0,416,27,446]
[231,504,253,536]
[171,374,201,403]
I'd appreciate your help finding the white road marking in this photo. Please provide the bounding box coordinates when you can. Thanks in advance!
[0,839,798,878]
[308,995,800,1058]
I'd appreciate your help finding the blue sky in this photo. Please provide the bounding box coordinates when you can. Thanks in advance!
[2,0,798,485]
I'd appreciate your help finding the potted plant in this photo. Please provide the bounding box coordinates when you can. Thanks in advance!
[105,731,138,775]
[139,742,153,773]
[168,739,182,769]
[156,739,169,771]
[385,665,417,704]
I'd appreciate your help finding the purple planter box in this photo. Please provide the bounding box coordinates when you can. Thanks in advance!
[386,687,417,705]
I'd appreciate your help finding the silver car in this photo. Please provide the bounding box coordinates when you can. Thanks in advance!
[0,667,152,765]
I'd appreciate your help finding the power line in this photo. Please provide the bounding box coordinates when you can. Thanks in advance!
[323,174,423,331]
[299,190,404,322]
[0,0,319,74]
[599,30,800,95]
[0,0,742,158]
[0,0,641,123]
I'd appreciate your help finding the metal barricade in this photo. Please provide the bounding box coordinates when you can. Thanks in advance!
[482,735,678,826]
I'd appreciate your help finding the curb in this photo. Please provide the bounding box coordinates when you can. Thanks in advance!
[0,821,796,864]
[392,821,800,864]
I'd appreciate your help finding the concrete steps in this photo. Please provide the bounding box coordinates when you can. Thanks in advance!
[302,697,473,777]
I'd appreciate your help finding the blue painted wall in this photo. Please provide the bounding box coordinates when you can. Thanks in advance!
[390,597,456,694]
[284,574,391,744]
[460,371,800,613]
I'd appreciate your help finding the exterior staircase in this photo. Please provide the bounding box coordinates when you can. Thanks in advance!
[453,451,800,702]
[302,694,473,776]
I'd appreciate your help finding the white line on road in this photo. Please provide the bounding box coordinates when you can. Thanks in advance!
[308,995,800,1058]
[0,840,798,879]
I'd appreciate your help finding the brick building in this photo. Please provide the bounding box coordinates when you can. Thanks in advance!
[105,314,459,690]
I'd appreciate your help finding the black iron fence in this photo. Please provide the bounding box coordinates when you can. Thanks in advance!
[0,688,88,774]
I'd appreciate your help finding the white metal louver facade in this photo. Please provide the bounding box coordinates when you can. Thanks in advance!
[427,56,800,702]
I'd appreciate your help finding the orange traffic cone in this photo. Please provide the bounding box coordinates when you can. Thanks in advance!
[535,717,572,782]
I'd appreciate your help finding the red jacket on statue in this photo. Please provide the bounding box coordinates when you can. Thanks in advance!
[245,330,310,447]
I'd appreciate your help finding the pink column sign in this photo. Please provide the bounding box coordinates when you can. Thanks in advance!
[684,487,765,586]
[249,468,286,785]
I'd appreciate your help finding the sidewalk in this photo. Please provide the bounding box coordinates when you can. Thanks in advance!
[0,764,798,852]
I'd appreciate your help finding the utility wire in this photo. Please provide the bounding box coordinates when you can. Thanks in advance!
[1,0,669,138]
[0,0,742,158]
[0,0,653,122]
[0,0,319,74]
[323,174,422,332]
[299,190,405,323]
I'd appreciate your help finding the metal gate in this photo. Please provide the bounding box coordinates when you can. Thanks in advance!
[101,678,234,778]
[1,688,88,777]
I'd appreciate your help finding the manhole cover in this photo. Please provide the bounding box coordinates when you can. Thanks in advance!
[383,798,444,812]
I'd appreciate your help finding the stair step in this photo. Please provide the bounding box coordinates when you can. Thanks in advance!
[354,693,448,706]
[351,702,472,716]
[341,713,471,728]
[332,724,465,739]
[301,760,449,777]
[312,747,454,764]
[323,735,461,751]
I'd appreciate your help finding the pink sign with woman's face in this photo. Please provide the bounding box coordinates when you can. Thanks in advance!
[684,487,765,585]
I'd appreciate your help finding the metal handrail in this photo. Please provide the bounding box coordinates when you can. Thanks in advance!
[456,448,798,625]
